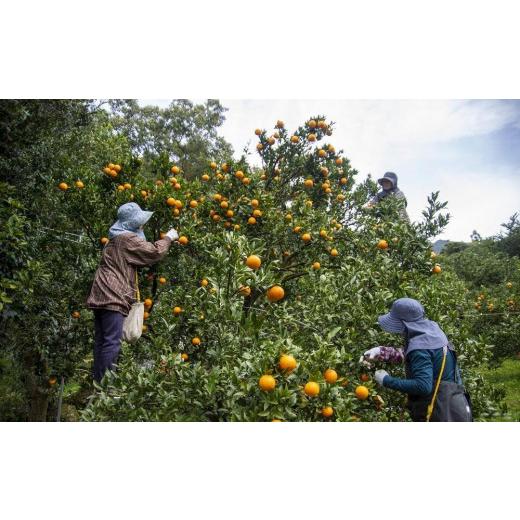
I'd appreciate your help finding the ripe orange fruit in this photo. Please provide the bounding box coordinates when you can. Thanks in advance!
[377,239,389,250]
[308,120,317,128]
[173,208,180,217]
[212,214,221,222]
[221,163,229,172]
[255,128,262,136]
[267,137,276,145]
[328,144,335,152]
[166,197,176,207]
[266,285,285,302]
[251,199,260,208]
[171,165,180,174]
[58,182,69,191]
[234,224,240,231]
[432,264,442,274]
[271,419,282,422]
[103,167,112,175]
[123,183,132,190]
[301,233,311,243]
[290,135,299,143]
[248,217,257,225]
[239,285,251,297]
[312,262,321,270]
[117,185,125,192]
[285,213,292,221]
[259,374,276,391]
[335,158,343,165]
[174,200,183,209]
[336,194,346,202]
[320,167,329,176]
[340,177,347,185]
[330,249,339,257]
[201,279,209,287]
[279,354,297,372]
[173,183,181,190]
[72,311,80,319]
[506,282,513,289]
[304,381,320,397]
[257,143,264,151]
[192,337,201,346]
[140,190,148,197]
[307,134,317,142]
[246,255,261,269]
[202,174,210,181]
[293,226,302,233]
[305,200,313,208]
[75,180,84,189]
[304,179,314,188]
[252,209,262,218]
[220,200,229,209]
[143,311,150,320]
[242,177,251,185]
[100,237,109,246]
[276,120,284,128]
[49,376,57,386]
[159,277,167,284]
[142,324,148,332]
[109,170,118,178]
[319,229,327,238]
[226,210,234,218]
[318,149,327,158]
[178,236,189,245]
[360,373,370,382]
[144,298,153,308]
[322,406,333,418]
[210,162,217,170]
[181,353,189,361]
[324,369,338,384]
[189,200,198,208]
[235,170,244,179]
[355,385,369,400]
[173,306,182,315]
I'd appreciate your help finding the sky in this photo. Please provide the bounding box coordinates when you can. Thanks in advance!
[140,99,520,242]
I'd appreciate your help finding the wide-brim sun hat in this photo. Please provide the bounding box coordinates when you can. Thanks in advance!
[378,298,425,333]
[116,202,153,230]
[377,171,398,188]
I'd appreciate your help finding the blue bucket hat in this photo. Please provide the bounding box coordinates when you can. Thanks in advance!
[108,202,153,240]
[378,298,424,333]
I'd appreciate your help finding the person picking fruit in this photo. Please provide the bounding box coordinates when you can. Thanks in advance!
[86,202,178,382]
[364,171,409,221]
[361,297,472,421]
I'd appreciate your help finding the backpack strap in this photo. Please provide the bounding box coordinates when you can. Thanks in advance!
[426,345,447,422]
[135,270,140,302]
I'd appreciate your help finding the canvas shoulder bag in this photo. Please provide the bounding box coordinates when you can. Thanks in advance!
[122,271,144,343]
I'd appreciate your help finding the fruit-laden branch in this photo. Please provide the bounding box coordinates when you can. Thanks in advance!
[280,271,309,284]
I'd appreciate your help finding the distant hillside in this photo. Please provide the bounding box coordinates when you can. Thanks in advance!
[432,240,449,253]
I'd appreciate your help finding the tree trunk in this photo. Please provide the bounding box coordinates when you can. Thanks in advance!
[28,387,49,421]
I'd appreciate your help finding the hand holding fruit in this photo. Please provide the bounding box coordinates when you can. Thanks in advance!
[375,369,389,386]
[165,228,179,241]
[360,346,383,364]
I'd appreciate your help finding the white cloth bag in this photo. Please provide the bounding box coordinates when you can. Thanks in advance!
[122,271,144,343]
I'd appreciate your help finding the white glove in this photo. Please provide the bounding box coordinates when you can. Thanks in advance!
[375,369,389,387]
[359,346,383,364]
[165,228,179,241]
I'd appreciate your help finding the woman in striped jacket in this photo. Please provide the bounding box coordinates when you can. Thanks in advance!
[86,203,178,382]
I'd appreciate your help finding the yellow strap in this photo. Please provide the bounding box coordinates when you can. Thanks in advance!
[135,270,140,302]
[426,346,447,422]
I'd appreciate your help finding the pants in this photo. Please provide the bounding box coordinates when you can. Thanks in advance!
[93,309,125,382]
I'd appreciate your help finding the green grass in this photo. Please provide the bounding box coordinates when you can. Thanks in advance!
[480,358,520,421]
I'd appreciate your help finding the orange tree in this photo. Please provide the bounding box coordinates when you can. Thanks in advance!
[77,116,504,421]
[0,99,231,421]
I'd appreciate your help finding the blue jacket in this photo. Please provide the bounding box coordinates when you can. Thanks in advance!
[384,347,460,396]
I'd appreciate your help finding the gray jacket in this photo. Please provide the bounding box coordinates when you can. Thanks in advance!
[370,172,409,221]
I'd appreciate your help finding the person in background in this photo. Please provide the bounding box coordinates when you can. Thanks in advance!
[86,202,178,382]
[361,297,471,421]
[365,171,409,221]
